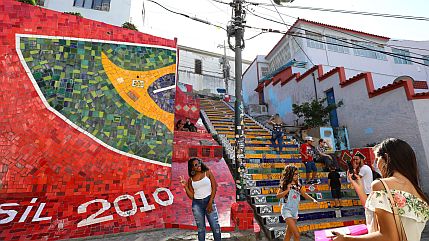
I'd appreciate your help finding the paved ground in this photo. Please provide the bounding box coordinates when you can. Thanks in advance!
[64,229,317,241]
[64,222,428,241]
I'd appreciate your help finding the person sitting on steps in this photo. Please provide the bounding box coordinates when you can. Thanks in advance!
[316,138,337,171]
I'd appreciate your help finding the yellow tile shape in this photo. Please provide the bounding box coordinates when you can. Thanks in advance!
[101,52,175,132]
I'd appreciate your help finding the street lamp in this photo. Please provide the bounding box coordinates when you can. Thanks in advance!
[274,0,294,5]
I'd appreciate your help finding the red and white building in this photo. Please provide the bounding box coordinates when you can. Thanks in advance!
[242,19,429,193]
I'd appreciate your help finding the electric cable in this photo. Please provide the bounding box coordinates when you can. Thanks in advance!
[267,0,315,65]
[250,4,429,56]
[244,6,429,66]
[246,2,429,22]
[147,0,227,31]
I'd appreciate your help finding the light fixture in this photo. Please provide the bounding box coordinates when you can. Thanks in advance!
[274,0,295,5]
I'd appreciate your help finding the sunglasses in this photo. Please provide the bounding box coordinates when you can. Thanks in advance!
[193,161,202,167]
[293,172,299,176]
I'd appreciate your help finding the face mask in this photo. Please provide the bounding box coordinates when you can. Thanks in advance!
[373,160,382,175]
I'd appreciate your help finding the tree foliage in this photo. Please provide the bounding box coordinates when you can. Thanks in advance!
[64,12,83,17]
[17,0,36,5]
[122,22,138,31]
[292,98,343,128]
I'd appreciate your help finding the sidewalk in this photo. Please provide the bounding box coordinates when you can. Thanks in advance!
[64,222,428,241]
[63,229,317,241]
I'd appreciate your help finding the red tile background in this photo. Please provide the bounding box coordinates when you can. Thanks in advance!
[0,1,177,240]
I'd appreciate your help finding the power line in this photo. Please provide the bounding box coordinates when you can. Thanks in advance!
[147,0,428,66]
[245,26,429,67]
[147,0,226,31]
[267,0,314,65]
[205,0,229,14]
[247,2,429,22]
[245,31,266,40]
[244,7,429,67]
[250,5,429,56]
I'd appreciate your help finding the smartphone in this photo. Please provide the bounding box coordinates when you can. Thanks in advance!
[346,160,357,180]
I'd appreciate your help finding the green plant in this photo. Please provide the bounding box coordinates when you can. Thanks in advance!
[64,12,82,17]
[292,98,343,128]
[122,22,138,31]
[17,0,36,5]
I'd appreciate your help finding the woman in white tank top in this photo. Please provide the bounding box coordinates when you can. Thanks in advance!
[179,158,222,241]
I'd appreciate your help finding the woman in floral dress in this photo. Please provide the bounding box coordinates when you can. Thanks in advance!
[333,138,429,241]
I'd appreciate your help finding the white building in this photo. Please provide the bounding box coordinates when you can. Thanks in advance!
[244,19,429,108]
[42,0,145,31]
[242,19,429,193]
[178,45,251,97]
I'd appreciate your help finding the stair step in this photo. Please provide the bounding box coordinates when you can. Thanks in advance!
[260,206,364,225]
[244,163,324,169]
[253,198,362,214]
[250,190,357,205]
[247,183,354,196]
[265,216,366,239]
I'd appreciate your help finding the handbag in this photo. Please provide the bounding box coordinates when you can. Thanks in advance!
[379,179,408,241]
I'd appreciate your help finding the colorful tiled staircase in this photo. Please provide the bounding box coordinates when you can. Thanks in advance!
[200,97,366,240]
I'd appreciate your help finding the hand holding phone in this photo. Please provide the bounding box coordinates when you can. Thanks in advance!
[346,160,357,180]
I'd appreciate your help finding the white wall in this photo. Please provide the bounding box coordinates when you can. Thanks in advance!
[412,99,429,192]
[243,55,268,106]
[178,47,250,96]
[262,67,429,192]
[265,22,429,90]
[43,0,144,30]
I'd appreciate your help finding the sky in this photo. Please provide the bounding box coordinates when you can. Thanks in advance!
[141,0,429,61]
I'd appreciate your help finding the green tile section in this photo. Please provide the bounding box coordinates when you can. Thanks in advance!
[20,37,176,164]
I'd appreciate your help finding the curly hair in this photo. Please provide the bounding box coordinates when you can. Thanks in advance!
[279,165,298,191]
[187,157,209,177]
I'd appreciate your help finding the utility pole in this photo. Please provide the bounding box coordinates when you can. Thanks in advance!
[218,41,230,96]
[227,0,246,201]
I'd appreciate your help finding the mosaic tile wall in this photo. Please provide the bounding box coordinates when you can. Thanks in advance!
[0,1,177,240]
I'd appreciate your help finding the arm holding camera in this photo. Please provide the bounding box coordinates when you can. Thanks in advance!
[347,171,367,207]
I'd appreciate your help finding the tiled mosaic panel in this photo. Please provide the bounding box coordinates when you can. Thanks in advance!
[19,36,176,165]
[0,1,177,240]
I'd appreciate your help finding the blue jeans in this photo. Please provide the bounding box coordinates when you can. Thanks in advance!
[192,196,221,241]
[270,131,283,152]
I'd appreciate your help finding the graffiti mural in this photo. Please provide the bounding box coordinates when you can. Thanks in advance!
[0,1,177,240]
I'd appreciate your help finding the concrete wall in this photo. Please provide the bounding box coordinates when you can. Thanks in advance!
[44,0,145,31]
[264,21,429,90]
[262,67,429,193]
[242,55,268,106]
[178,46,250,96]
[243,58,258,105]
[412,99,429,192]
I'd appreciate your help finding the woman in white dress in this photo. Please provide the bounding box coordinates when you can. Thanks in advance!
[333,138,429,241]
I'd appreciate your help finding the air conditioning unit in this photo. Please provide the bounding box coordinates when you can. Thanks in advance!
[248,104,268,116]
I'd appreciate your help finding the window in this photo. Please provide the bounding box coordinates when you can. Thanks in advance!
[326,35,350,54]
[194,59,202,75]
[73,0,110,11]
[260,67,269,79]
[353,41,387,60]
[392,48,412,64]
[73,0,85,7]
[92,0,110,11]
[306,31,325,50]
[424,55,429,65]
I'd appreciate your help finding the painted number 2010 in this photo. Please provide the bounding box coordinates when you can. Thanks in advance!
[77,188,173,227]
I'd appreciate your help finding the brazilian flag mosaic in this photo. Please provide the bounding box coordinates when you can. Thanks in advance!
[18,36,177,165]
